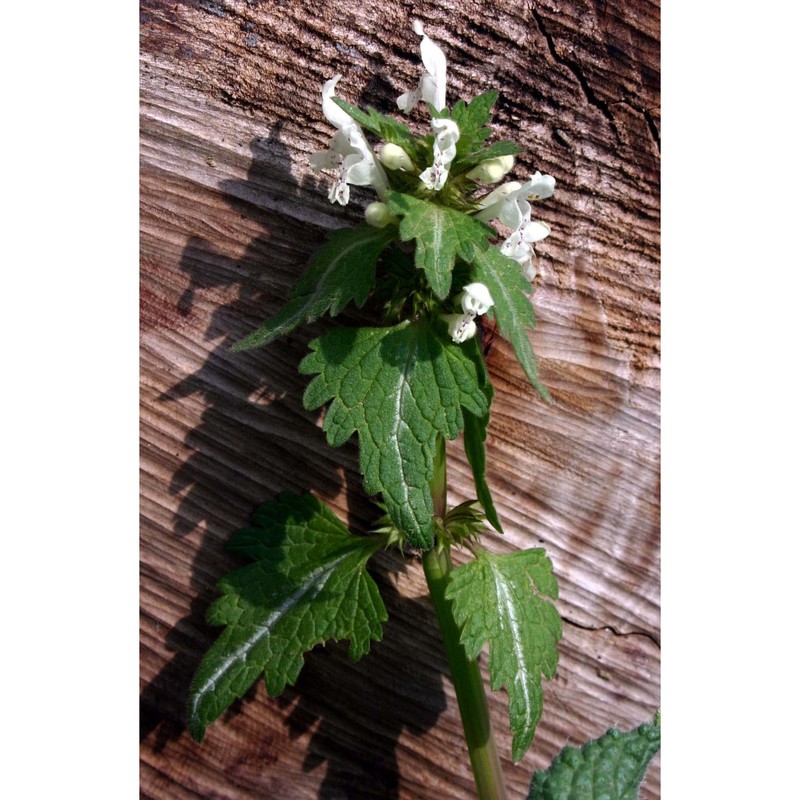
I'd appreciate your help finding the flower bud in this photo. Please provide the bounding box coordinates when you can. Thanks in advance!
[442,313,477,344]
[466,154,515,184]
[379,143,414,172]
[364,202,395,228]
[458,282,494,316]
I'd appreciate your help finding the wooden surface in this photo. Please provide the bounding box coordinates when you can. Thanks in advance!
[140,1,660,797]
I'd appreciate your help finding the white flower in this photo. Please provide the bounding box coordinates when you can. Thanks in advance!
[442,313,477,344]
[310,76,388,206]
[475,171,554,280]
[457,283,494,316]
[498,218,551,280]
[466,155,515,184]
[420,117,460,191]
[397,21,447,113]
[475,173,550,226]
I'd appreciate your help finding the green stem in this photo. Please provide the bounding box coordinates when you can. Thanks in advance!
[422,437,507,800]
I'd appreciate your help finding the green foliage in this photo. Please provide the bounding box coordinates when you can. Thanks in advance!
[528,714,661,800]
[300,319,489,550]
[471,246,551,401]
[461,337,503,532]
[431,90,521,175]
[231,224,395,351]
[457,140,522,174]
[438,500,488,547]
[332,97,429,164]
[387,191,495,299]
[187,493,387,741]
[431,90,494,156]
[445,548,561,762]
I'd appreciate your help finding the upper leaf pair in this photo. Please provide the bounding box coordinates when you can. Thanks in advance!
[301,320,490,550]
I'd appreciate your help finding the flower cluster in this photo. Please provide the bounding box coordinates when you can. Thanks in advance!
[309,20,555,337]
[309,76,388,206]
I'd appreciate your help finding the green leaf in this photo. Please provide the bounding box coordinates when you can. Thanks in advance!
[300,319,489,549]
[433,91,510,167]
[528,714,661,800]
[331,98,428,164]
[332,97,412,144]
[187,493,387,741]
[445,548,561,761]
[387,192,494,299]
[456,140,522,174]
[461,337,503,532]
[231,224,395,351]
[443,91,497,154]
[471,246,551,401]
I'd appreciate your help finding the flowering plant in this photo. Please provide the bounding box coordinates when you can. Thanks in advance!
[186,22,659,798]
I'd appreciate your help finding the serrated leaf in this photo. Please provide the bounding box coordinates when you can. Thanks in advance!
[387,192,494,299]
[231,224,395,351]
[528,714,661,800]
[472,246,551,401]
[461,337,503,532]
[432,92,522,178]
[300,319,489,549]
[187,493,387,741]
[445,548,561,761]
[443,91,497,153]
[332,97,412,144]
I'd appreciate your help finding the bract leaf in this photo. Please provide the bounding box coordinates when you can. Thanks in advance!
[456,140,522,174]
[231,224,395,351]
[445,548,561,761]
[300,319,489,549]
[471,246,551,401]
[461,337,503,532]
[387,192,494,299]
[331,98,429,165]
[528,714,661,800]
[187,493,387,741]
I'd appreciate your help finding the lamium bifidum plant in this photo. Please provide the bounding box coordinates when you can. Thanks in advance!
[186,22,659,799]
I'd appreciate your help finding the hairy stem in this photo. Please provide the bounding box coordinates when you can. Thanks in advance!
[422,437,508,799]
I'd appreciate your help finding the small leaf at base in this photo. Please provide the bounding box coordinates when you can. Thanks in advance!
[528,714,661,800]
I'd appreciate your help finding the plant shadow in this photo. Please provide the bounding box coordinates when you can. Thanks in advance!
[140,122,448,797]
[277,571,447,800]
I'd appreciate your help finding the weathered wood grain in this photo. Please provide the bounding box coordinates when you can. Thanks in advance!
[141,1,660,797]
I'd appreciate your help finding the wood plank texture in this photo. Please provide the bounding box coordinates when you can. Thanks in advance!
[140,1,660,797]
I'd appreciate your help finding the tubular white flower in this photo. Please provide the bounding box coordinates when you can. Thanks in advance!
[466,154,515,184]
[379,143,415,172]
[310,75,389,206]
[442,313,477,344]
[458,283,494,316]
[475,171,556,227]
[527,171,556,201]
[420,117,460,191]
[475,171,554,281]
[500,219,551,280]
[397,21,447,113]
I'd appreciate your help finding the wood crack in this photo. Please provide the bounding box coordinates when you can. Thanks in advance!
[530,6,618,137]
[644,108,661,152]
[561,615,661,649]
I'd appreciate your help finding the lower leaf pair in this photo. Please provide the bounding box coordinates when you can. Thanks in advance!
[187,492,561,766]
